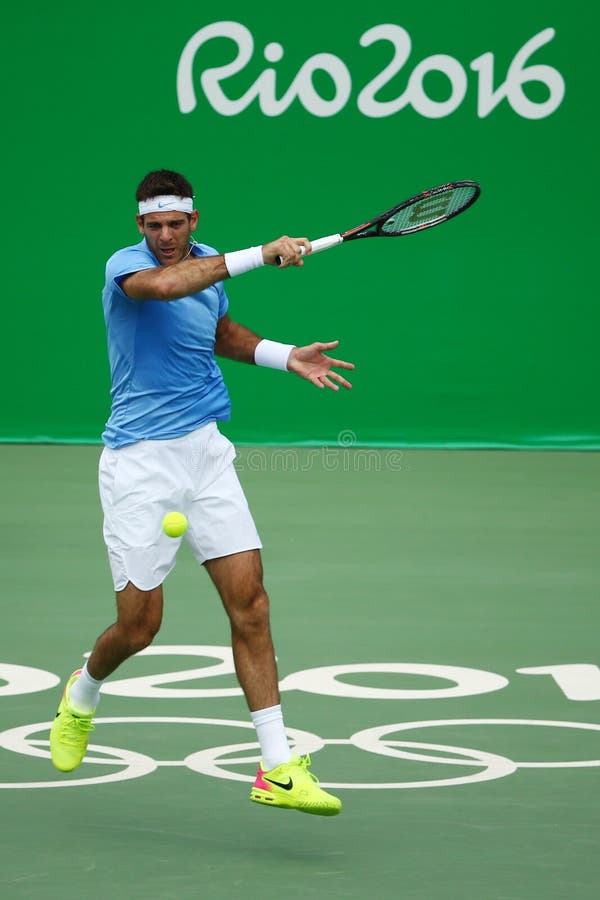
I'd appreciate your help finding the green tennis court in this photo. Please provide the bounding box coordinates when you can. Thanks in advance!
[2,1,597,896]
[2,444,599,899]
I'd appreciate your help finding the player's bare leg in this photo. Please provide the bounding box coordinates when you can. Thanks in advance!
[205,549,341,815]
[49,582,163,772]
[86,582,164,681]
[204,549,279,711]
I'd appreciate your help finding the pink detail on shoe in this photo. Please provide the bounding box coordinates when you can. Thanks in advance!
[64,670,82,698]
[253,765,272,791]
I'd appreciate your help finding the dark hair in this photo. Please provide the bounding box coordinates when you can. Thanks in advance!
[135,169,194,202]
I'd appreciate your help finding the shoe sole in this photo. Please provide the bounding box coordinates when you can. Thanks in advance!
[250,787,341,816]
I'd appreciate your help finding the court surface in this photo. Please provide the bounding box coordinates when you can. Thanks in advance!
[1,444,599,900]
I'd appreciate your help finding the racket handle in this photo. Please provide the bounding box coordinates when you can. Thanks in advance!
[276,234,343,266]
[309,234,344,254]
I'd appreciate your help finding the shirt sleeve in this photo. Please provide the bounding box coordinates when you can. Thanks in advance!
[105,246,156,298]
[193,242,229,316]
[216,281,229,317]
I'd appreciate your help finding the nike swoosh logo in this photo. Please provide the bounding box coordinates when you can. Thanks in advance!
[264,776,294,791]
[157,201,171,209]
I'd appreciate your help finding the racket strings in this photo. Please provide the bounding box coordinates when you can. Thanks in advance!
[381,185,478,235]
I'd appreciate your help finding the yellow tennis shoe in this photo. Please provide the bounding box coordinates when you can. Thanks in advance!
[49,670,95,772]
[250,754,341,816]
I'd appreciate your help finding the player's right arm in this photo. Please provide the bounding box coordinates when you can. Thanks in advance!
[121,236,310,302]
[121,255,229,301]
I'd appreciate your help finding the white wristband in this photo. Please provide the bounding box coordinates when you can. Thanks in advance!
[224,246,264,277]
[254,339,295,371]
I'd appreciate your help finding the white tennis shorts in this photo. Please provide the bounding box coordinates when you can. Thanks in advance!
[98,423,262,591]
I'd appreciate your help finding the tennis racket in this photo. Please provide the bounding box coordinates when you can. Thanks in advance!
[277,180,480,263]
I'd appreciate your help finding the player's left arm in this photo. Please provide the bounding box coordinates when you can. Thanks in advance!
[215,315,354,391]
[214,315,261,363]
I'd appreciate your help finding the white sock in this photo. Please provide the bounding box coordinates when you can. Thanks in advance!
[68,662,103,713]
[250,704,292,771]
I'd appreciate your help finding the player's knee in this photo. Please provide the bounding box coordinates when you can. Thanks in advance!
[127,629,157,654]
[121,618,161,654]
[231,588,270,634]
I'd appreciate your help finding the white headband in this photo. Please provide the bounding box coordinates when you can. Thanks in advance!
[138,195,194,215]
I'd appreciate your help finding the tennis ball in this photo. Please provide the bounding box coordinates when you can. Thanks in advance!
[162,511,188,538]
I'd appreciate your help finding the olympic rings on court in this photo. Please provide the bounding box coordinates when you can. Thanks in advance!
[1,717,600,790]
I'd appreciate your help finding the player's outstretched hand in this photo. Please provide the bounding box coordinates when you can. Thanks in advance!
[288,341,354,391]
[262,236,311,268]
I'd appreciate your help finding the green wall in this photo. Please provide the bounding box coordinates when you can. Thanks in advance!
[2,1,597,446]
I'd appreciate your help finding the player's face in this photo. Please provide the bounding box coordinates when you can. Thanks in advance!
[136,210,199,266]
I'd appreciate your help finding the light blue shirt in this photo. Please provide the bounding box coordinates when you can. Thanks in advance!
[101,238,231,448]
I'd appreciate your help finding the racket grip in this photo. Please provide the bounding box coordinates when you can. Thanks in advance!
[309,234,343,255]
[276,234,343,266]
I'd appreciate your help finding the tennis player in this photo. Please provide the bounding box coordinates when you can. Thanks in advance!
[49,170,353,816]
